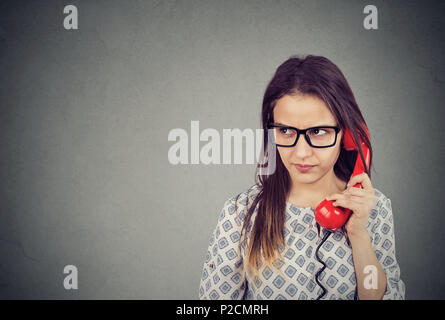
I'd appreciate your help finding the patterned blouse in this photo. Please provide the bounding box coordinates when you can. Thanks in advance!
[198,183,405,300]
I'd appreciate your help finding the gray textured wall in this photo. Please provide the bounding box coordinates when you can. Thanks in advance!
[1,0,444,299]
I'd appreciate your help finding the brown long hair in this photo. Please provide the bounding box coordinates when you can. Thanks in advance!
[238,54,374,281]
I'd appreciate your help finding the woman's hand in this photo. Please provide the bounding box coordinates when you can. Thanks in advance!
[326,173,376,238]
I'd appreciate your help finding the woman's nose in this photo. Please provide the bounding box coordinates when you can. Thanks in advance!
[292,134,313,156]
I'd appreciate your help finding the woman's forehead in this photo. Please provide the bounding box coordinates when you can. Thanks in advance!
[273,94,337,127]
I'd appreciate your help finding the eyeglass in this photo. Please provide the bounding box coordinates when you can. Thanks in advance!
[267,123,341,148]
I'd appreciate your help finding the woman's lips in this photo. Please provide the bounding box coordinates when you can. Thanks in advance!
[294,164,315,173]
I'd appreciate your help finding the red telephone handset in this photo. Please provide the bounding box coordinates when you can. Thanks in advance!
[314,125,371,232]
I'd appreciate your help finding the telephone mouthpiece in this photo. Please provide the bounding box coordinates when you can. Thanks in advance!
[314,199,352,232]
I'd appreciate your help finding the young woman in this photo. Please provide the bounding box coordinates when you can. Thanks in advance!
[198,55,405,300]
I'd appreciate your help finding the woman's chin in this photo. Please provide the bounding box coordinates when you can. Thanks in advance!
[291,173,317,184]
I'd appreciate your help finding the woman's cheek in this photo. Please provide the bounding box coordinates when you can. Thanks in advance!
[278,149,291,165]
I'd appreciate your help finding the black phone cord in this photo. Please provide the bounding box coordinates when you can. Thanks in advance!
[314,227,334,300]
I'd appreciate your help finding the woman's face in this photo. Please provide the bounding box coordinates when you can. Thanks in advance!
[272,93,343,186]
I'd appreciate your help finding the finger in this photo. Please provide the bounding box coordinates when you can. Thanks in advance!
[328,188,365,199]
[336,192,367,203]
[327,193,361,204]
[344,187,367,197]
[347,173,366,187]
[345,187,376,201]
[332,198,359,212]
[342,194,367,203]
[334,195,365,208]
[335,190,366,202]
[347,173,373,190]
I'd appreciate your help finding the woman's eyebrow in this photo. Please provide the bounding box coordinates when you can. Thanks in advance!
[274,122,336,127]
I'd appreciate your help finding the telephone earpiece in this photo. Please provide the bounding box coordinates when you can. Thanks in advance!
[314,125,371,232]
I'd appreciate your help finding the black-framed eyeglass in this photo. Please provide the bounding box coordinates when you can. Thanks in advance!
[267,123,341,148]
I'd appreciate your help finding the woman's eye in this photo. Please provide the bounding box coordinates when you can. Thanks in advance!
[279,128,295,135]
[309,128,327,135]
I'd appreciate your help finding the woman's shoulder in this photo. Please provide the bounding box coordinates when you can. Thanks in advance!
[369,187,394,223]
[373,187,392,210]
[220,183,262,224]
[226,183,262,205]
